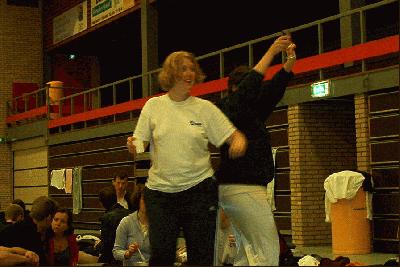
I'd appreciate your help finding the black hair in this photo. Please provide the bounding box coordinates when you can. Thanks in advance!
[227,65,250,94]
[130,183,145,211]
[98,186,117,210]
[113,173,128,181]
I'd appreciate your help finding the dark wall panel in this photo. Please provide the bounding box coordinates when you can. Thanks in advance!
[369,91,399,113]
[266,109,288,126]
[275,173,290,191]
[370,115,399,138]
[49,133,134,231]
[270,129,289,147]
[373,194,400,215]
[368,88,399,253]
[371,167,399,188]
[370,142,399,163]
[82,165,134,181]
[275,195,291,213]
[49,135,128,157]
[49,150,132,169]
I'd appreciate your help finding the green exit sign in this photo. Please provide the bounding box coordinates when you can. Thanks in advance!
[311,80,330,98]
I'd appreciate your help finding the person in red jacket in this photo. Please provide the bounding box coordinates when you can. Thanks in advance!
[45,208,79,266]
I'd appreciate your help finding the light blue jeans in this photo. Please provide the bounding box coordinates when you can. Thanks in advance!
[215,184,280,266]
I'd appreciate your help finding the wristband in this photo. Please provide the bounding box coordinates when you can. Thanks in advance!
[286,55,296,60]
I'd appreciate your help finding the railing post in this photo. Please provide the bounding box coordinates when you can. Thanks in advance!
[248,44,254,68]
[219,52,225,79]
[360,10,366,72]
[318,23,324,80]
[46,84,50,120]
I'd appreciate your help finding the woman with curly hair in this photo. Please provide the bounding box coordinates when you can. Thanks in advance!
[127,51,247,266]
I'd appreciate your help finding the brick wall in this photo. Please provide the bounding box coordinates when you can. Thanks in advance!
[288,100,357,246]
[0,0,42,209]
[354,94,370,172]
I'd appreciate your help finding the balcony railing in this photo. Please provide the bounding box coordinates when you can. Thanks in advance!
[6,0,399,132]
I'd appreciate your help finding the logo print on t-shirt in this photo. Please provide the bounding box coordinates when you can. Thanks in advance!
[189,120,202,126]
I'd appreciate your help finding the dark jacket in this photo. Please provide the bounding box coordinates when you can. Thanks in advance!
[216,68,293,185]
[0,219,47,265]
[98,203,131,264]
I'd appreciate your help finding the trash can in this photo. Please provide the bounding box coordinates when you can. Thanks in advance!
[331,189,371,255]
[47,81,63,118]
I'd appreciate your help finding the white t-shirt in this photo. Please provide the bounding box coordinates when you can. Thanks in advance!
[133,94,236,193]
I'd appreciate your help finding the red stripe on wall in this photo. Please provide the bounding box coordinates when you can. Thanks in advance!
[5,106,48,123]
[47,94,163,128]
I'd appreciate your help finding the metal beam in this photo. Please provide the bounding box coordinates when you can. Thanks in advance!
[279,66,399,106]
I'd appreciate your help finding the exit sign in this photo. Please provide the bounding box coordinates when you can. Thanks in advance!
[311,80,331,98]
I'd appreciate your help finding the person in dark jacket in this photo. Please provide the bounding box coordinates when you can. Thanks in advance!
[215,34,297,266]
[112,174,135,211]
[97,186,131,265]
[0,196,59,266]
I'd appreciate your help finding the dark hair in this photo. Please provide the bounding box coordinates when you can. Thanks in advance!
[30,196,59,221]
[57,208,74,235]
[113,173,128,181]
[48,208,74,237]
[130,184,145,211]
[98,186,117,210]
[227,65,250,94]
[12,199,26,211]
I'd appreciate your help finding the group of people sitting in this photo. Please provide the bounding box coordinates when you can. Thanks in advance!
[0,174,238,266]
[0,196,82,266]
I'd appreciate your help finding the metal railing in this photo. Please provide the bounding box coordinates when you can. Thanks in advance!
[6,0,398,128]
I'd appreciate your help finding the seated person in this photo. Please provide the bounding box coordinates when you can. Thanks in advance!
[98,186,131,264]
[113,174,135,211]
[0,245,39,266]
[0,204,24,232]
[0,196,58,265]
[12,199,34,225]
[113,184,150,266]
[45,208,79,266]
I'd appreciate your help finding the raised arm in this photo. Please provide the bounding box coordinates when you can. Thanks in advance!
[283,42,297,73]
[253,35,293,75]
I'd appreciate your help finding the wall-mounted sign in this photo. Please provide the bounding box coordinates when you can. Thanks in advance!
[91,0,135,26]
[53,1,88,45]
[311,80,331,98]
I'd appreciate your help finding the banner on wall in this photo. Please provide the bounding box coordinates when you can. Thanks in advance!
[91,0,135,26]
[53,1,88,45]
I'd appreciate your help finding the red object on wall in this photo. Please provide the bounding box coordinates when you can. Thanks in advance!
[12,82,39,112]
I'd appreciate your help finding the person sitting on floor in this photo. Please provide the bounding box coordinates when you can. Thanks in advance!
[45,208,79,266]
[113,184,151,266]
[0,196,59,265]
[0,204,24,233]
[97,186,131,265]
